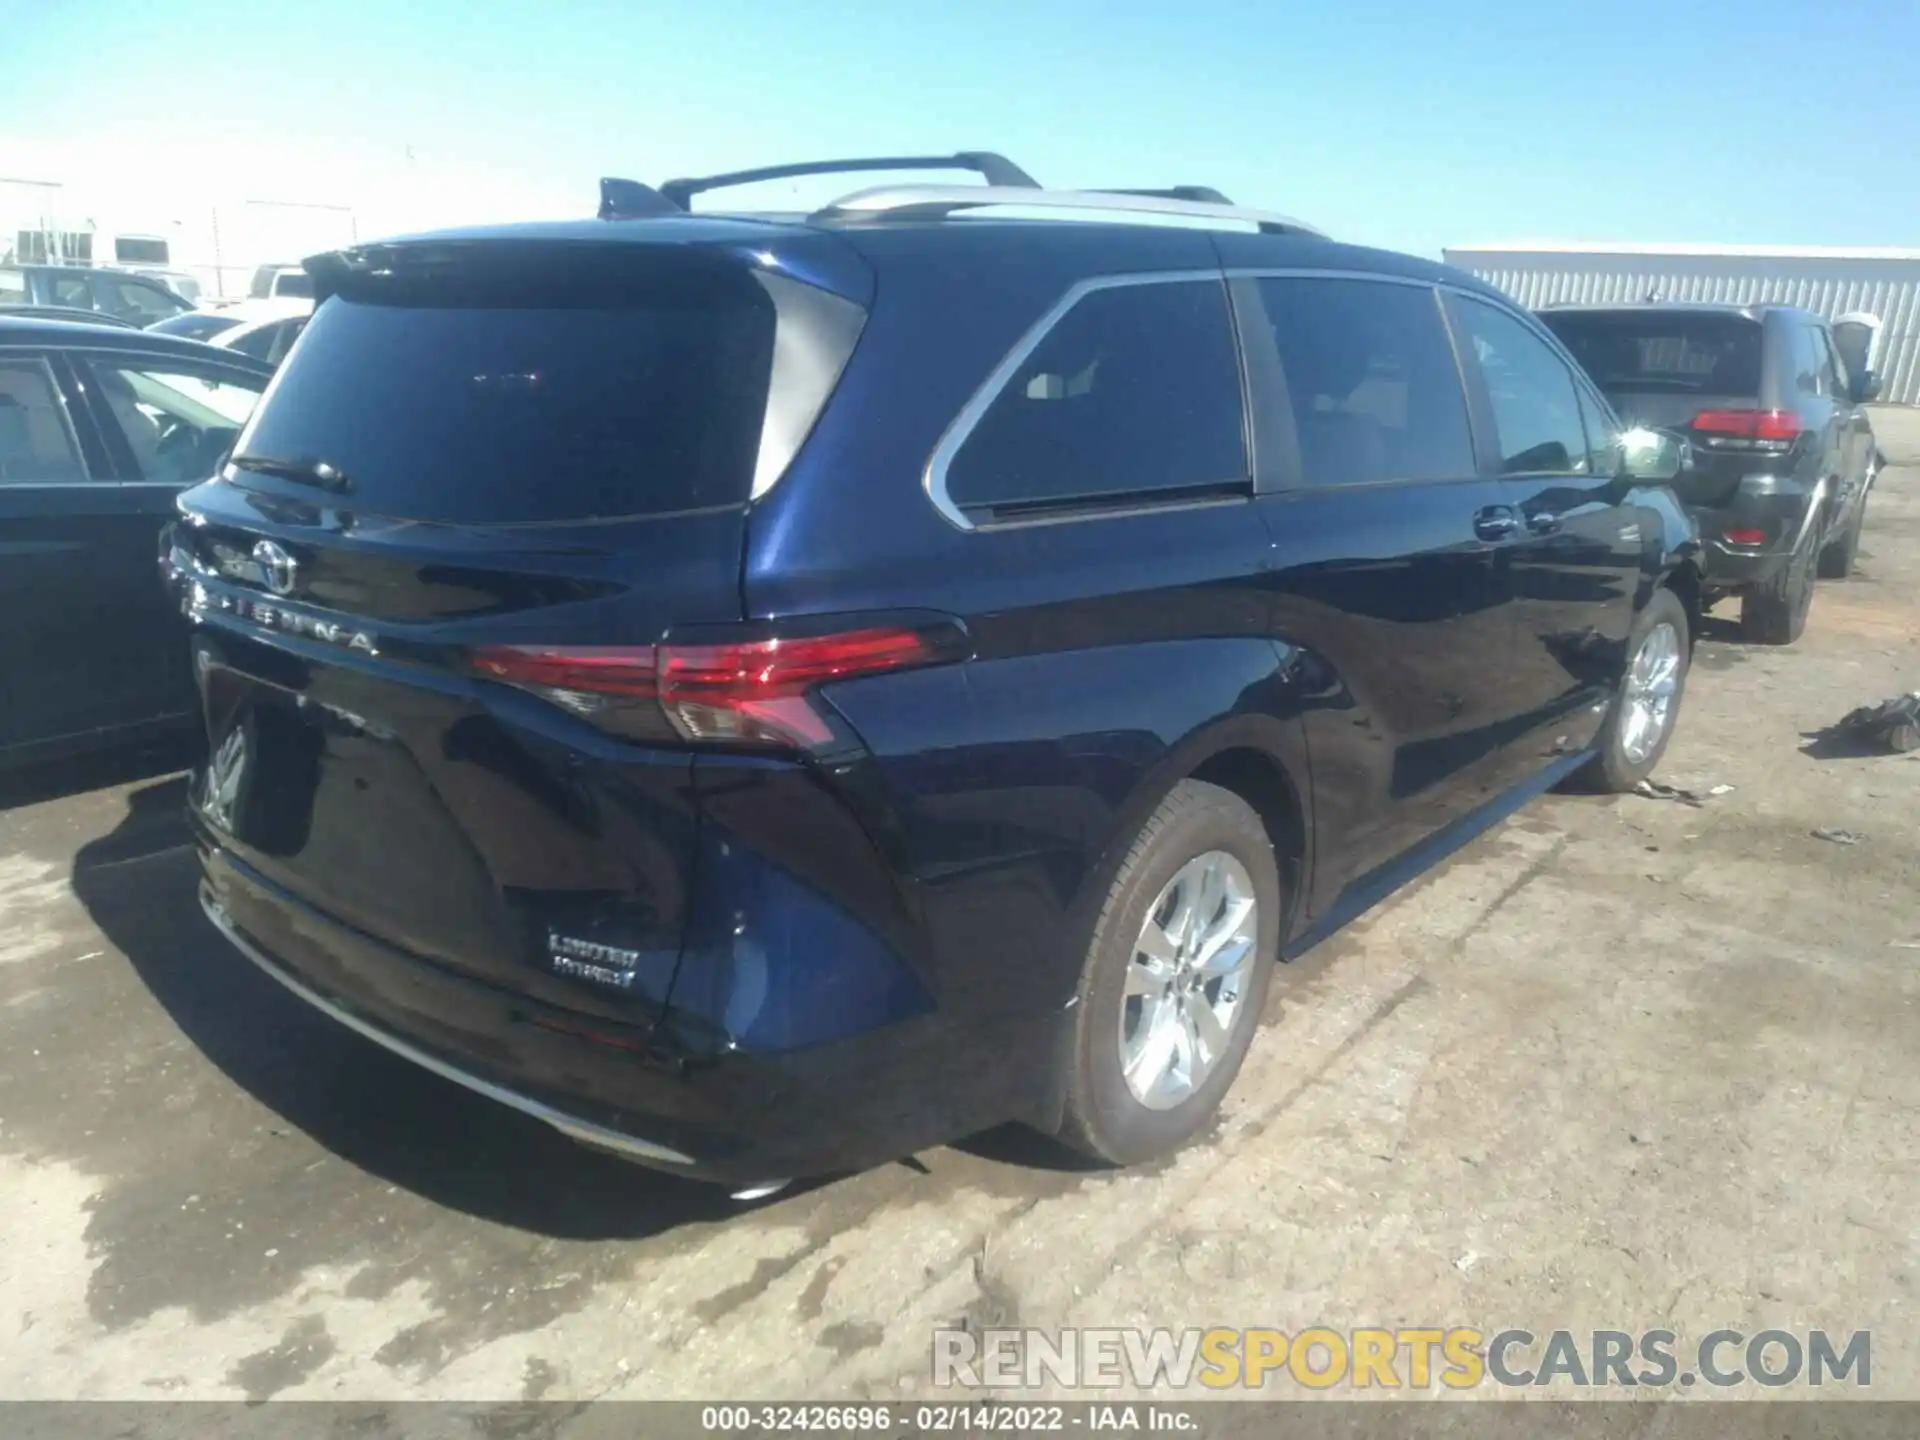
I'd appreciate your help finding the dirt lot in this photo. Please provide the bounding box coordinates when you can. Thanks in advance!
[2,413,1917,1405]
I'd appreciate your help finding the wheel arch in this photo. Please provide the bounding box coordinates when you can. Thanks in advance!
[1083,713,1315,954]
[1659,555,1705,649]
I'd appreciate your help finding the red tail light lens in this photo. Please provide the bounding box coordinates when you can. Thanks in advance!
[471,646,658,697]
[471,623,961,750]
[1690,408,1802,442]
[660,629,939,747]
[1722,528,1767,546]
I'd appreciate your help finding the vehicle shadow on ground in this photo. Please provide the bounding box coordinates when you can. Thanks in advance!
[0,734,199,813]
[71,776,802,1240]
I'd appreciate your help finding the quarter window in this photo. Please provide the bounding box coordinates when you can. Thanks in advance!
[1252,277,1475,486]
[0,360,86,483]
[1791,325,1829,397]
[1455,298,1591,474]
[944,280,1247,516]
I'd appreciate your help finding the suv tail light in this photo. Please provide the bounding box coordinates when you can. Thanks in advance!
[1689,408,1802,452]
[471,620,967,751]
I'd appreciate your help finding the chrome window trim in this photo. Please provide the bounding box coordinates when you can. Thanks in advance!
[924,266,1539,530]
[922,269,1229,532]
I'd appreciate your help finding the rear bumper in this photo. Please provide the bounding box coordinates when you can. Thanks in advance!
[197,839,1060,1185]
[1688,477,1823,590]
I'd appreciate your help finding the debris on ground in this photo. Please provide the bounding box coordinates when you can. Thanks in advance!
[1634,779,1706,806]
[1830,693,1920,754]
[1812,827,1865,846]
[1708,783,1736,796]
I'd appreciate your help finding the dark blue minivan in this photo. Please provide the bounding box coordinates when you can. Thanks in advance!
[166,155,1703,1191]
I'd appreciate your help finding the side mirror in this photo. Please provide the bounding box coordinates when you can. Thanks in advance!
[1849,370,1882,404]
[1619,427,1687,483]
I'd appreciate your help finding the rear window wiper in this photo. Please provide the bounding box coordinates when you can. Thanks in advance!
[227,453,353,494]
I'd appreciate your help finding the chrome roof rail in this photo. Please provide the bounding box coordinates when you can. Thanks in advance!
[809,184,1326,238]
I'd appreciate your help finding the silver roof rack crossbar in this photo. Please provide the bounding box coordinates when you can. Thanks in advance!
[659,152,1039,210]
[808,185,1325,238]
[1092,186,1236,205]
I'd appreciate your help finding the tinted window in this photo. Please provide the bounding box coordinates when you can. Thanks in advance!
[48,273,90,309]
[86,359,266,485]
[114,237,171,265]
[1541,311,1763,398]
[235,271,794,524]
[946,280,1246,513]
[1790,325,1829,396]
[273,272,314,299]
[100,277,185,323]
[1456,298,1590,474]
[225,322,281,361]
[0,360,85,483]
[1812,326,1848,395]
[1253,277,1474,486]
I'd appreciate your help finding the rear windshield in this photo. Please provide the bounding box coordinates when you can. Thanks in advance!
[1540,311,1762,397]
[230,257,854,525]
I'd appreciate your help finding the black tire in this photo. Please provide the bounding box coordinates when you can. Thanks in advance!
[1576,586,1691,793]
[1053,780,1281,1167]
[1740,519,1817,645]
[1818,490,1868,580]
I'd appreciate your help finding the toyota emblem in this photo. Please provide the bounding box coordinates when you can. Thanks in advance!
[253,539,298,597]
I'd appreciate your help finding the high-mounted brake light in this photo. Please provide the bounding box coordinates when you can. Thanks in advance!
[471,624,962,751]
[1690,408,1802,443]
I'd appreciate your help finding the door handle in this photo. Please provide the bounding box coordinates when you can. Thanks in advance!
[1525,511,1562,534]
[1473,506,1519,541]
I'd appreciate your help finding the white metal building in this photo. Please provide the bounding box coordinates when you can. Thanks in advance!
[1443,242,1920,405]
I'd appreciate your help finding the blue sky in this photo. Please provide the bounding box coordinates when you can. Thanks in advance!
[8,0,1918,258]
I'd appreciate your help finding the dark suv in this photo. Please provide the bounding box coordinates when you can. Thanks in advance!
[2,264,196,326]
[1538,304,1880,644]
[166,154,1702,1191]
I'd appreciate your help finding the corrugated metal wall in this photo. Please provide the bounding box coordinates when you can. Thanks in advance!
[1443,248,1920,405]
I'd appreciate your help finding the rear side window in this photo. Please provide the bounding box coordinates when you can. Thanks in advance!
[1454,298,1591,474]
[233,260,862,525]
[1541,311,1762,397]
[944,279,1246,517]
[0,360,85,483]
[1251,277,1474,486]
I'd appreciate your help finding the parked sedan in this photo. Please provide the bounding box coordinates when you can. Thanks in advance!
[1539,303,1879,643]
[148,311,246,343]
[0,317,273,766]
[208,313,308,367]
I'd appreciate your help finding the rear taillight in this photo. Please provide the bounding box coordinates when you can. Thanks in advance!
[1722,527,1768,546]
[1690,408,1802,451]
[471,621,965,751]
